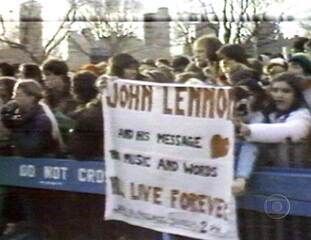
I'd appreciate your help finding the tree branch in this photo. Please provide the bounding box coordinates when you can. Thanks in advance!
[0,15,7,36]
[43,4,78,50]
[0,36,41,63]
[68,34,91,56]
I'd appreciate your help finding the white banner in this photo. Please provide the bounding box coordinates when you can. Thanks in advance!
[104,79,238,240]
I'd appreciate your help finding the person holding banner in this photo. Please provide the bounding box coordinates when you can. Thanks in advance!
[97,56,163,240]
[232,76,273,193]
[237,73,311,168]
[68,71,104,160]
[106,53,146,81]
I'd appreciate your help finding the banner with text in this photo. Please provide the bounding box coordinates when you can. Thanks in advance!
[104,80,238,240]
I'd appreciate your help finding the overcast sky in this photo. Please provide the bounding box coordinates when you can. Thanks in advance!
[0,0,309,20]
[0,0,309,56]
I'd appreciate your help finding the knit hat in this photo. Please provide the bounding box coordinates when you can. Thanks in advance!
[289,54,311,75]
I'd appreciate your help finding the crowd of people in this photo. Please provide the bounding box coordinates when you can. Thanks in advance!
[0,36,309,163]
[0,34,310,239]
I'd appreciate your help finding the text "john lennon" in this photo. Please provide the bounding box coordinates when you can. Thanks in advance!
[106,83,153,111]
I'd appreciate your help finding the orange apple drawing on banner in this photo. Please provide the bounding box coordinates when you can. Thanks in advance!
[210,134,230,158]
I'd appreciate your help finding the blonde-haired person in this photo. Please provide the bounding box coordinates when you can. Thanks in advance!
[185,35,223,83]
[1,79,63,157]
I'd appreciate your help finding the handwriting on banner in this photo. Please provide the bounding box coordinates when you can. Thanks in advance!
[183,163,218,177]
[157,159,218,177]
[110,150,151,168]
[116,128,231,159]
[109,150,219,177]
[118,128,204,149]
[104,81,237,239]
[113,204,223,235]
[110,178,228,220]
[106,84,153,111]
[118,128,150,141]
[106,83,234,120]
[163,87,234,120]
[157,134,202,148]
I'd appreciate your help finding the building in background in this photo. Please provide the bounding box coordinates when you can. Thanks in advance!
[0,0,44,64]
[142,7,171,58]
[19,0,44,60]
[0,1,300,69]
[67,7,171,70]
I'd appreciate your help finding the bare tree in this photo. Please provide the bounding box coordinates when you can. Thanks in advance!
[0,2,79,63]
[42,6,79,60]
[171,0,220,55]
[67,0,142,58]
[174,0,284,45]
[198,0,274,43]
[171,21,195,55]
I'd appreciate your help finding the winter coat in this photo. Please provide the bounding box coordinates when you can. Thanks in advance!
[246,108,311,168]
[247,108,311,143]
[235,111,266,178]
[0,101,13,155]
[68,98,104,160]
[1,103,61,157]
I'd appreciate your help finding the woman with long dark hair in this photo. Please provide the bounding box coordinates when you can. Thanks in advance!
[238,73,311,168]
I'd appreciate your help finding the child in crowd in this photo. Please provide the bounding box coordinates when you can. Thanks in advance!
[238,73,311,169]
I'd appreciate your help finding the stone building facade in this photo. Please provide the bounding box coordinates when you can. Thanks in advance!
[0,1,298,68]
[67,7,172,70]
[19,0,44,60]
[0,0,43,64]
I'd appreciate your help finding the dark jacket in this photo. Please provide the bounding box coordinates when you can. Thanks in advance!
[68,98,104,160]
[45,88,78,115]
[2,103,60,157]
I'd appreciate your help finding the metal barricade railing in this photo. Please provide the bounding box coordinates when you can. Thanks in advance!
[237,166,311,240]
[1,157,311,239]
